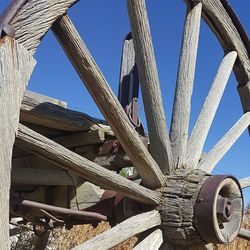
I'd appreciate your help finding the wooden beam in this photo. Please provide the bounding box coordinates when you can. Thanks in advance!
[198,112,250,173]
[52,14,164,188]
[20,91,103,132]
[127,0,173,174]
[238,228,250,241]
[11,0,78,54]
[187,51,237,168]
[0,37,36,250]
[11,168,73,186]
[16,124,161,205]
[170,1,202,168]
[133,229,163,250]
[239,177,250,189]
[72,210,161,250]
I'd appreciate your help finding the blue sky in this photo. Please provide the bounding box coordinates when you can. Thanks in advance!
[1,1,250,204]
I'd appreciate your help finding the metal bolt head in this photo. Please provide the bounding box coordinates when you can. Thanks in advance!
[216,197,233,223]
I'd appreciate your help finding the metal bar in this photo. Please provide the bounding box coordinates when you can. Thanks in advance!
[0,0,28,38]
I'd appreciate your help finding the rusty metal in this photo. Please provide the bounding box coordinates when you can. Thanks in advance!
[194,175,243,244]
[11,196,107,221]
[0,0,28,38]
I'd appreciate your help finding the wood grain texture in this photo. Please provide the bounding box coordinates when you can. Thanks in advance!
[0,38,36,249]
[238,228,250,240]
[199,0,250,86]
[73,210,161,250]
[187,51,237,168]
[127,0,173,174]
[239,177,250,189]
[198,112,250,173]
[170,2,202,169]
[52,15,164,188]
[16,124,161,205]
[133,229,163,250]
[11,0,78,54]
[20,90,103,132]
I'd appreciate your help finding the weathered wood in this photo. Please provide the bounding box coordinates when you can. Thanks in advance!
[20,91,103,132]
[0,38,36,249]
[127,0,173,174]
[11,0,78,54]
[198,112,250,173]
[239,177,250,189]
[133,229,163,250]
[52,14,164,188]
[160,169,207,246]
[11,168,73,186]
[187,51,237,168]
[238,228,250,241]
[73,210,161,250]
[170,2,202,168]
[198,0,250,86]
[238,81,250,113]
[16,124,161,205]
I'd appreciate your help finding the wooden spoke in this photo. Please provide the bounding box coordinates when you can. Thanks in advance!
[170,1,202,168]
[198,112,250,173]
[72,210,161,250]
[187,51,237,168]
[238,228,250,241]
[133,229,163,250]
[239,177,250,189]
[127,0,173,174]
[52,14,164,188]
[0,38,36,248]
[16,124,161,205]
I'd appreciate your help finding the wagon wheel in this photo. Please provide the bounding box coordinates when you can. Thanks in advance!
[0,0,250,249]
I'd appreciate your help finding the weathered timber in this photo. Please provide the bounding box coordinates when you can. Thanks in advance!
[239,177,250,189]
[187,51,237,168]
[198,0,250,86]
[11,168,73,186]
[73,210,161,250]
[20,91,103,132]
[11,0,78,54]
[0,37,36,249]
[52,14,164,188]
[127,0,173,174]
[133,229,163,250]
[16,124,161,205]
[238,81,250,113]
[170,1,202,168]
[238,228,250,241]
[198,112,250,173]
[159,169,208,246]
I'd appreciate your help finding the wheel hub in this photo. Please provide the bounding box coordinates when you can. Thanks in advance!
[159,170,243,246]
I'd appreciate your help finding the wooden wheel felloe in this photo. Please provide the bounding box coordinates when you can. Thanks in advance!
[0,0,250,249]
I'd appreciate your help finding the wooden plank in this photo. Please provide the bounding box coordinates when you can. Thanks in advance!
[133,229,163,250]
[238,228,250,241]
[198,112,250,173]
[20,92,103,132]
[16,124,161,205]
[0,37,36,250]
[170,1,202,168]
[239,177,250,189]
[187,51,237,168]
[73,210,161,250]
[127,0,173,174]
[11,168,73,186]
[11,0,78,54]
[52,14,164,188]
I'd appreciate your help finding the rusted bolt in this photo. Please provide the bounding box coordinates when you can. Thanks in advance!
[216,196,233,223]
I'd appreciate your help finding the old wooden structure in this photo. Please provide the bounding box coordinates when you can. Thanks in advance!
[0,0,250,249]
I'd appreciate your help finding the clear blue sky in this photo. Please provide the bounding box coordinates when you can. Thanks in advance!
[1,1,250,204]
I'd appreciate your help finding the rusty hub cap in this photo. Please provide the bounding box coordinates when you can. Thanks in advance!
[194,175,243,244]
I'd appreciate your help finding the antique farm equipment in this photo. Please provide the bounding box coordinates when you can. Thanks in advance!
[0,0,250,249]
